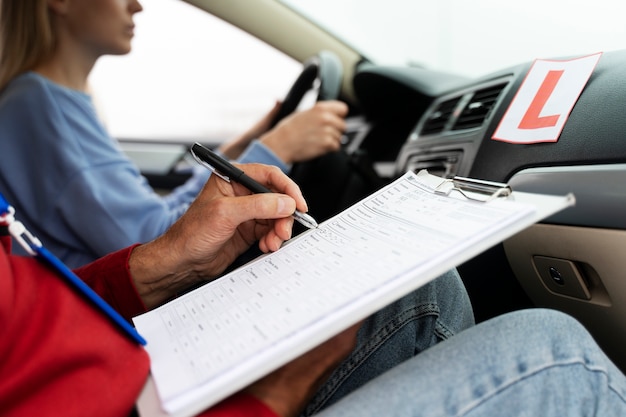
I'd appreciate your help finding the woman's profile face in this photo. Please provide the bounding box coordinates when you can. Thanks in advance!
[59,0,143,57]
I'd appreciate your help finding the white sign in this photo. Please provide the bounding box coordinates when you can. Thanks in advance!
[492,52,602,144]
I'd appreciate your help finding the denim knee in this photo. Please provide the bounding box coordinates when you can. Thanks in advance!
[301,269,474,415]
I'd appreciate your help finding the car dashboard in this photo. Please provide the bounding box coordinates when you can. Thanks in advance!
[343,49,626,370]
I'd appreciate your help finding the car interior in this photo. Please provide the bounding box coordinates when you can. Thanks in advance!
[118,0,626,372]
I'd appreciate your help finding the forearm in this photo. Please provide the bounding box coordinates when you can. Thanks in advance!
[218,135,253,160]
[75,241,201,314]
[237,140,290,173]
[127,238,204,310]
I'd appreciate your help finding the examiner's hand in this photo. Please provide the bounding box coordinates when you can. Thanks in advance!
[128,163,308,309]
[260,100,349,164]
[244,322,362,417]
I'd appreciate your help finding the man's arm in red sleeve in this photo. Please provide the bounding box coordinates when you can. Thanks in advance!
[74,244,147,321]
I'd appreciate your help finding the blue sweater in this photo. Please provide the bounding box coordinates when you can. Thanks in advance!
[0,72,287,267]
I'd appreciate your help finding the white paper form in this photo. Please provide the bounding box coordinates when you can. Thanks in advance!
[134,170,574,417]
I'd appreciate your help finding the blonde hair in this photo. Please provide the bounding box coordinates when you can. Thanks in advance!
[0,0,57,89]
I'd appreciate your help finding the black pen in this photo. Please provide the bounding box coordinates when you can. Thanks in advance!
[190,142,319,229]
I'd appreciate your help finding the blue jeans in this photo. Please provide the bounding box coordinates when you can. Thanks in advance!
[315,308,626,417]
[303,268,475,415]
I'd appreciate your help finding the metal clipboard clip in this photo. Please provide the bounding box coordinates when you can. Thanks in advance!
[434,175,512,202]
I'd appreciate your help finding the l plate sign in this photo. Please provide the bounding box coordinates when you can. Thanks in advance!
[492,52,602,144]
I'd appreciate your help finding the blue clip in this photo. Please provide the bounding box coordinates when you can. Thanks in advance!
[0,195,41,256]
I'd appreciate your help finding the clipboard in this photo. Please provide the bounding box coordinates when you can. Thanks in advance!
[135,170,575,417]
[434,175,512,201]
[407,170,513,203]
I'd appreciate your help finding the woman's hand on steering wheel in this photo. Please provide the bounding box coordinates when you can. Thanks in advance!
[218,50,346,164]
[259,100,348,164]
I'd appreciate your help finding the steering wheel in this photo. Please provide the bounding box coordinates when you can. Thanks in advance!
[269,50,343,128]
[271,51,384,227]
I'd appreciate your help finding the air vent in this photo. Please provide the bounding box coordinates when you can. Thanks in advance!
[406,151,462,179]
[451,83,507,131]
[420,96,462,136]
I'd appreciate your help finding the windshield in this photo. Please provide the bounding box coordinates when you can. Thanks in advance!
[279,0,626,78]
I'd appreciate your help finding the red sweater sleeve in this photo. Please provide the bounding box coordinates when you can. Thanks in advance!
[0,236,280,417]
[0,241,150,417]
[74,243,148,321]
[72,246,280,417]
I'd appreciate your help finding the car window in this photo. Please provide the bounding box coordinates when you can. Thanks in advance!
[280,0,626,78]
[89,0,301,144]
